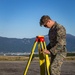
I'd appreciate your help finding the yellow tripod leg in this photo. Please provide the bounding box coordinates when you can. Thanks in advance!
[43,42,50,75]
[23,41,37,75]
[38,42,45,75]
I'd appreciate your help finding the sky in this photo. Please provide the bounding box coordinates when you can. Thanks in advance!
[0,0,75,38]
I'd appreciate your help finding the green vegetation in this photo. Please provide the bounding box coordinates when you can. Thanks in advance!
[67,52,75,56]
[0,53,75,61]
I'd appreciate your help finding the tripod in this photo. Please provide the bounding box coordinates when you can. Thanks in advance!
[23,36,50,75]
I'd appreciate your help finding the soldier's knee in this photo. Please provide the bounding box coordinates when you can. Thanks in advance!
[51,65,60,75]
[51,65,56,75]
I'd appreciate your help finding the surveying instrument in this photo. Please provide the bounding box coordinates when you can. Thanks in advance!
[23,36,50,75]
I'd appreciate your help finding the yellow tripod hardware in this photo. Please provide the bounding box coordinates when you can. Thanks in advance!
[23,36,50,75]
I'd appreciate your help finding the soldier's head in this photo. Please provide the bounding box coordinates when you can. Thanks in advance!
[40,15,55,28]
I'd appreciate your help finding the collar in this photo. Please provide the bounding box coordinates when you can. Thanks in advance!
[50,21,57,29]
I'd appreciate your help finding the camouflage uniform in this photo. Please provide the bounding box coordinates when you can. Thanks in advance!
[47,22,67,75]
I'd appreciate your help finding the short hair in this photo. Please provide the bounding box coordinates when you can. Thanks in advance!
[40,15,51,26]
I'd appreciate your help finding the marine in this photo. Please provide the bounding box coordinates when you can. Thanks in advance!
[39,15,67,75]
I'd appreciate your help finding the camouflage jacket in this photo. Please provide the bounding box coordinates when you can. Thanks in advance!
[47,22,67,55]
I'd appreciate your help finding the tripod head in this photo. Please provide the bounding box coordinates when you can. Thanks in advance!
[36,36,45,42]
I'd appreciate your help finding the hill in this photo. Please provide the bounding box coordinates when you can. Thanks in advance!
[0,34,75,53]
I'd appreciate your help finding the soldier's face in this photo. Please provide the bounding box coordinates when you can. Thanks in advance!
[43,20,50,28]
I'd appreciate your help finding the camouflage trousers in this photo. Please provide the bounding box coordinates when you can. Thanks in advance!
[50,52,66,75]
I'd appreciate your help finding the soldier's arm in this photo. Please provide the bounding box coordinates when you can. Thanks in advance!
[46,43,51,50]
[50,26,66,55]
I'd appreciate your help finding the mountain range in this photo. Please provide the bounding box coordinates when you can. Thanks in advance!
[0,34,75,53]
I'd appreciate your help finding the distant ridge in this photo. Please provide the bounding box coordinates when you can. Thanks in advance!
[0,34,75,53]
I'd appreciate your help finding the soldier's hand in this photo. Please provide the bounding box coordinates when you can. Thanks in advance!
[43,50,50,54]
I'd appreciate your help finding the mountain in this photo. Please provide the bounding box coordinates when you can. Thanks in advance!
[0,34,75,53]
[66,34,75,52]
[0,36,35,53]
[44,34,75,52]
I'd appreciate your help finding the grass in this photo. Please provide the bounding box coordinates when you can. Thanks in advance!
[0,56,29,61]
[66,56,75,60]
[0,55,75,61]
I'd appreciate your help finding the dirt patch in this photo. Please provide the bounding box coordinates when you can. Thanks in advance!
[0,60,75,75]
